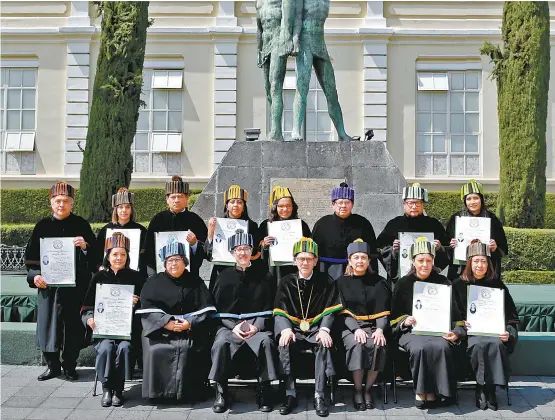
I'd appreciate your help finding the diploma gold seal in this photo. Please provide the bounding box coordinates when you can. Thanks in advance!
[300,320,310,332]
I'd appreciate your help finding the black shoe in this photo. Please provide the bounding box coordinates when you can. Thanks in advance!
[279,395,297,415]
[101,387,112,408]
[486,386,498,411]
[415,399,427,409]
[63,368,78,381]
[314,396,329,417]
[112,390,124,407]
[352,392,366,411]
[364,392,375,410]
[257,392,273,412]
[212,389,228,413]
[475,385,488,410]
[37,367,61,381]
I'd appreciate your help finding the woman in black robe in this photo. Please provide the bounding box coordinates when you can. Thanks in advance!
[337,239,391,411]
[209,230,278,414]
[391,237,465,409]
[259,186,311,283]
[205,185,262,291]
[81,233,144,407]
[446,180,508,281]
[137,241,216,401]
[452,240,519,411]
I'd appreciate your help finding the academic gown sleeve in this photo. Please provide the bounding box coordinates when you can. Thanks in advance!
[187,280,215,330]
[25,220,43,288]
[96,224,109,269]
[376,219,399,281]
[139,278,174,338]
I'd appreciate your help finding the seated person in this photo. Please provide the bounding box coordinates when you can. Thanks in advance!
[209,230,278,414]
[137,241,216,401]
[273,238,343,418]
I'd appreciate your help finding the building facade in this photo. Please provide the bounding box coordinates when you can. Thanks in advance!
[1,1,554,192]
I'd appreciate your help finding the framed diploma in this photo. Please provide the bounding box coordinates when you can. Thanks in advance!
[40,237,76,287]
[412,281,451,336]
[268,219,303,266]
[398,232,434,278]
[454,216,491,263]
[155,231,191,273]
[92,283,135,340]
[105,228,141,271]
[212,218,249,265]
[467,285,505,336]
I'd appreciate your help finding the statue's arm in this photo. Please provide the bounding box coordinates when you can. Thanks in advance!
[282,0,296,39]
[293,0,303,38]
[256,15,264,66]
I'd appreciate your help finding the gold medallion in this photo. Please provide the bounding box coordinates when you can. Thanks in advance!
[300,320,310,332]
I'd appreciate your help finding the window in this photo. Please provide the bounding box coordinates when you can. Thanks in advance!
[416,71,480,177]
[132,69,183,174]
[278,70,333,141]
[0,68,37,174]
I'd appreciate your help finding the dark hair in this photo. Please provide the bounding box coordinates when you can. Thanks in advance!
[461,255,494,282]
[112,205,136,223]
[462,194,488,217]
[268,197,299,222]
[102,248,131,271]
[223,201,250,220]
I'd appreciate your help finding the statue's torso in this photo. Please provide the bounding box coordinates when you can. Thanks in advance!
[300,0,330,60]
[257,0,283,59]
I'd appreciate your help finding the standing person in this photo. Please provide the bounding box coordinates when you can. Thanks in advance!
[377,183,450,282]
[391,237,465,408]
[446,180,508,280]
[209,230,278,414]
[452,240,519,411]
[336,239,391,411]
[274,238,343,417]
[206,185,262,291]
[138,241,216,401]
[82,233,143,407]
[312,183,378,279]
[143,176,207,278]
[24,181,96,381]
[259,186,311,282]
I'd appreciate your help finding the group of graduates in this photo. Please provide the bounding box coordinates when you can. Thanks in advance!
[24,175,519,416]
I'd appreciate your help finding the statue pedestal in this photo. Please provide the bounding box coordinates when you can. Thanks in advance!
[192,141,407,233]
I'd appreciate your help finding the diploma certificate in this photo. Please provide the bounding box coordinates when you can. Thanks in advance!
[92,283,134,340]
[105,228,141,271]
[155,231,191,273]
[412,281,451,336]
[40,237,76,287]
[398,232,434,278]
[268,219,303,266]
[454,216,491,262]
[467,285,505,336]
[212,218,249,265]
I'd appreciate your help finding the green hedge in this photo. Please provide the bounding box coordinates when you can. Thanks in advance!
[0,188,201,224]
[503,270,555,284]
[502,228,555,271]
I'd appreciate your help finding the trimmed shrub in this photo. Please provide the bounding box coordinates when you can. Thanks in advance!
[503,270,555,285]
[502,228,555,271]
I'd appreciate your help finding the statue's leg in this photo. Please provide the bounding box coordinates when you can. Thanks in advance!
[263,59,272,106]
[268,55,287,141]
[313,58,353,141]
[292,49,313,141]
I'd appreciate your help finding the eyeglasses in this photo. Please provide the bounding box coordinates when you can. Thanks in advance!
[234,246,252,254]
[404,201,423,208]
[166,257,183,265]
[334,200,352,207]
[296,257,315,263]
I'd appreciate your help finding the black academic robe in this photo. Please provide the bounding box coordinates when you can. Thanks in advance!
[446,210,508,280]
[391,271,465,397]
[96,221,147,275]
[312,213,379,279]
[259,218,312,283]
[205,217,262,291]
[24,213,96,361]
[452,276,519,385]
[138,271,216,400]
[274,271,342,391]
[376,214,450,282]
[209,264,278,383]
[81,267,144,386]
[143,209,208,278]
[336,272,391,372]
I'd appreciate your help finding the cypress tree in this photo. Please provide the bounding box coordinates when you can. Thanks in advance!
[78,2,150,221]
[480,2,550,228]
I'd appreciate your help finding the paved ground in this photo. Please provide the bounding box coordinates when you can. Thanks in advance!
[1,365,554,419]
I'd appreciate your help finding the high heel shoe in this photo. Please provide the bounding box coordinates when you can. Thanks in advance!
[364,392,375,409]
[352,392,366,411]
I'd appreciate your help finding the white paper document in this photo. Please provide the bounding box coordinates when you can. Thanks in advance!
[268,219,303,266]
[40,237,76,287]
[412,281,452,336]
[211,218,249,265]
[155,231,191,273]
[467,285,505,336]
[398,232,434,278]
[92,283,135,340]
[105,228,141,271]
[454,216,491,262]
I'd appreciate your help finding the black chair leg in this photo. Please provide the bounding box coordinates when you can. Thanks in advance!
[506,384,511,406]
[383,377,388,404]
[92,372,98,397]
[329,376,336,405]
[392,358,397,404]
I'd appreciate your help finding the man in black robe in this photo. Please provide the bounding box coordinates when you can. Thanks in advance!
[137,241,216,401]
[24,181,96,381]
[143,176,208,278]
[376,183,450,282]
[209,230,278,413]
[312,183,378,279]
[274,238,343,417]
